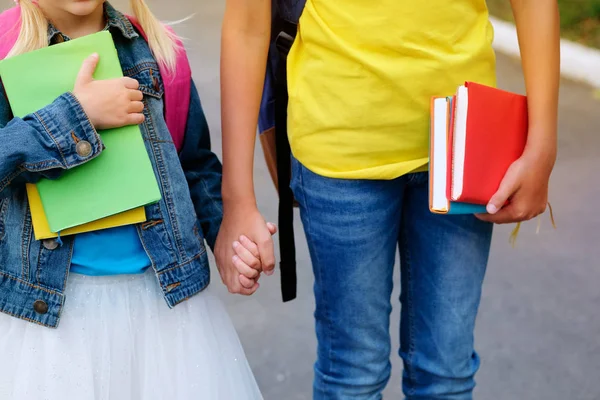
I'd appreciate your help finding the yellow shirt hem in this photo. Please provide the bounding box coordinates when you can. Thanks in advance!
[293,153,430,181]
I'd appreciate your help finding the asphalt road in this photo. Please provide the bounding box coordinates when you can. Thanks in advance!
[10,1,600,398]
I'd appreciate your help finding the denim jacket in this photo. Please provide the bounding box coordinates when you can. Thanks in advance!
[0,4,223,328]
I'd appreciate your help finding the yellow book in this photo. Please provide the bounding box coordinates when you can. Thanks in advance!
[27,184,146,241]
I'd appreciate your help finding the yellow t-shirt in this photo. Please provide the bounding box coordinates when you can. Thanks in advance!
[287,0,497,180]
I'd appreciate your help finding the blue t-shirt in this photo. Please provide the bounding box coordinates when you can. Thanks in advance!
[70,226,151,276]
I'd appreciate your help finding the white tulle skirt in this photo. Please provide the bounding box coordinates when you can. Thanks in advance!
[0,271,263,400]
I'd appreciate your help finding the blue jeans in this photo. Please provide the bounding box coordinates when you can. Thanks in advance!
[290,158,493,400]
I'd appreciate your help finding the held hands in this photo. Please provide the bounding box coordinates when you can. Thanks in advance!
[231,224,278,288]
[477,141,556,224]
[215,204,277,295]
[73,54,145,130]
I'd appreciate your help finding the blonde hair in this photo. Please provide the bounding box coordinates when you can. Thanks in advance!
[7,0,179,71]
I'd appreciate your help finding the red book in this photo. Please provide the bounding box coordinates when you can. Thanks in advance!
[449,82,528,205]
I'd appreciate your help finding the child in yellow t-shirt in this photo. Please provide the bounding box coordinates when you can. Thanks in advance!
[218,1,559,398]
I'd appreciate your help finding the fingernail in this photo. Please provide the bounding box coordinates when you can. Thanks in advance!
[232,241,239,248]
[232,255,239,262]
[487,204,498,214]
[265,269,274,276]
[239,235,247,242]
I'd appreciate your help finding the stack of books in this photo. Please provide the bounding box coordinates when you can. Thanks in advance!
[0,32,160,240]
[429,82,528,214]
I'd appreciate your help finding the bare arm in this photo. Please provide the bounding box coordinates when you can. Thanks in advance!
[480,0,560,223]
[220,0,271,208]
[216,0,276,295]
[512,0,560,159]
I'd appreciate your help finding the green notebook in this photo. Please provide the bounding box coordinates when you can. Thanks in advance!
[0,31,160,232]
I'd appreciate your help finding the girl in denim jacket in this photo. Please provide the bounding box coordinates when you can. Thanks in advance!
[0,1,270,399]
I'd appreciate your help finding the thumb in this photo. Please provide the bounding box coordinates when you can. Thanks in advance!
[258,234,276,275]
[266,222,278,236]
[75,53,99,87]
[487,168,520,214]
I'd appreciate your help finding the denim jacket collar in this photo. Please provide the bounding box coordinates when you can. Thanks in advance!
[47,2,138,44]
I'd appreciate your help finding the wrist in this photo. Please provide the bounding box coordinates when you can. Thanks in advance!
[222,190,257,213]
[525,123,557,152]
[522,142,557,174]
[524,144,556,163]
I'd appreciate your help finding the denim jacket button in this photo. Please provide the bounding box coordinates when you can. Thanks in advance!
[33,300,49,315]
[42,239,59,250]
[76,140,92,158]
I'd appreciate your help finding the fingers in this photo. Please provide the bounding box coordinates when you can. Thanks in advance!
[486,165,521,215]
[476,200,542,224]
[75,53,99,86]
[217,252,260,295]
[476,207,517,224]
[128,101,144,114]
[266,222,278,235]
[225,275,259,295]
[125,88,143,124]
[232,254,260,279]
[233,240,260,270]
[129,89,144,101]
[126,113,145,125]
[238,235,259,259]
[238,283,259,295]
[122,77,140,90]
[238,274,256,289]
[257,235,276,276]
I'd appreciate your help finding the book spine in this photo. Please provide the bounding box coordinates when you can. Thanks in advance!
[448,95,458,201]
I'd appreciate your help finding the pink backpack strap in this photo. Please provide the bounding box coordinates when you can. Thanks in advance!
[127,16,191,152]
[0,7,22,60]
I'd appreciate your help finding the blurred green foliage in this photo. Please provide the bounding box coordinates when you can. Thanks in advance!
[487,0,600,48]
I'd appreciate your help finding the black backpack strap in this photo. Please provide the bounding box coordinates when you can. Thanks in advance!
[273,18,297,302]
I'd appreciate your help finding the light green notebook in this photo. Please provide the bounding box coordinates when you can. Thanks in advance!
[0,31,160,233]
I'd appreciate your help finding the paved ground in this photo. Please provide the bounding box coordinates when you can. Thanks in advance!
[78,1,600,398]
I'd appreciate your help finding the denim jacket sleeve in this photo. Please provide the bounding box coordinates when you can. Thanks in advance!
[0,81,103,198]
[179,80,223,252]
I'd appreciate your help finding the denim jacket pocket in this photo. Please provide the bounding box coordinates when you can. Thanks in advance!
[124,62,164,100]
[0,197,9,241]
